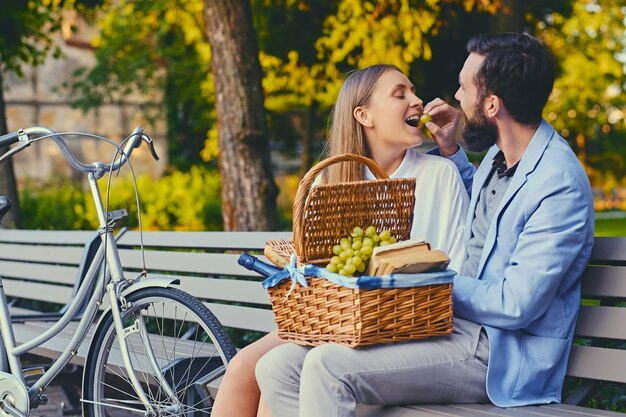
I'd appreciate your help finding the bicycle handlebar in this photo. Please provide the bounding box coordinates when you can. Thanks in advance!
[0,126,158,178]
[0,131,20,148]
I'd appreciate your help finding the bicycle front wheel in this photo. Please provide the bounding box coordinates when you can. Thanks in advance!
[83,286,237,417]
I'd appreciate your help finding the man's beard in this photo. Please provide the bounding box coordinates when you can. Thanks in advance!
[462,107,498,152]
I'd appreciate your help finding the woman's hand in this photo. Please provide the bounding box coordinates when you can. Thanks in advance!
[423,98,462,157]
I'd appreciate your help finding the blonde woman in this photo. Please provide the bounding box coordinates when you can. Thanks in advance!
[211,64,469,417]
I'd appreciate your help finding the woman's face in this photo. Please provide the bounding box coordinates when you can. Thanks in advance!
[358,70,425,153]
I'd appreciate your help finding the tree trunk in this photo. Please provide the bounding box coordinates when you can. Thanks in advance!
[204,0,279,231]
[0,69,20,228]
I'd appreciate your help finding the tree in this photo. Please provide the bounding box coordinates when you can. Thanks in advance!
[204,0,279,230]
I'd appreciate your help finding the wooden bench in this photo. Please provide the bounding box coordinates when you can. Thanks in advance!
[1,229,625,416]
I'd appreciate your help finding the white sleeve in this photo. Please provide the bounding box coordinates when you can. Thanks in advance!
[442,168,469,273]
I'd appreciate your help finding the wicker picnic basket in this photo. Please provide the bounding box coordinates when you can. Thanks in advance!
[266,153,453,347]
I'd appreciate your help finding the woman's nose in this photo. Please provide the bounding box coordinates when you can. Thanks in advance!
[410,93,423,109]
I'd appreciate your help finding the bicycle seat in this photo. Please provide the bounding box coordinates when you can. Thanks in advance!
[0,196,12,222]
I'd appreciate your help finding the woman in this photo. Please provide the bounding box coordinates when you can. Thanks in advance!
[211,64,469,417]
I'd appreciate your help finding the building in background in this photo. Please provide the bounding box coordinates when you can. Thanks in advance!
[3,11,167,184]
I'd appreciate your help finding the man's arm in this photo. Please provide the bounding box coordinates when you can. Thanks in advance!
[428,146,475,196]
[452,170,593,329]
[423,98,475,195]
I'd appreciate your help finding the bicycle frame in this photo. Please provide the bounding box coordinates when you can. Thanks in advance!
[0,172,178,415]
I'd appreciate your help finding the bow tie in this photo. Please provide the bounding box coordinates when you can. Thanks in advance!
[492,151,519,179]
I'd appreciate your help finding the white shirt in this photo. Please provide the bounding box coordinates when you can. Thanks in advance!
[364,148,469,272]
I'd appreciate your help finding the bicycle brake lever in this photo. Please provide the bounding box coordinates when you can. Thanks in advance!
[145,137,160,161]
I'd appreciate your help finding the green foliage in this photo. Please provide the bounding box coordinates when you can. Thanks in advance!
[63,0,214,169]
[0,0,101,75]
[595,216,626,237]
[19,167,223,231]
[537,1,626,181]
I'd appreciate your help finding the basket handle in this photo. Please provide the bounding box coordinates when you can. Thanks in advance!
[293,153,389,256]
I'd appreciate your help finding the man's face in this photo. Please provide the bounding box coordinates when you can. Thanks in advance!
[455,53,498,152]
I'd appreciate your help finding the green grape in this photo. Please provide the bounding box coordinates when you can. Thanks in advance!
[420,113,432,124]
[340,238,351,250]
[388,236,397,244]
[338,268,347,276]
[343,263,357,275]
[379,230,391,241]
[352,240,362,250]
[339,251,350,262]
[379,240,390,246]
[356,263,366,273]
[331,256,341,264]
[327,263,338,273]
[351,226,364,237]
[333,245,342,255]
[365,225,376,237]
[352,256,363,267]
[360,245,373,255]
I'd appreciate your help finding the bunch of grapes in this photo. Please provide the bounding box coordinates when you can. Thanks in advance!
[326,225,397,277]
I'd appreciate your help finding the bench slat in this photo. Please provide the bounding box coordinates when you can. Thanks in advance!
[566,345,626,383]
[119,250,262,277]
[590,237,626,263]
[544,403,626,416]
[0,261,78,285]
[0,230,95,245]
[117,231,292,251]
[171,276,270,305]
[0,243,85,265]
[4,280,73,304]
[581,266,626,298]
[204,302,275,333]
[575,305,626,339]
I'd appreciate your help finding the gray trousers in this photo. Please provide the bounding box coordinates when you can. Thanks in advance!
[255,317,489,417]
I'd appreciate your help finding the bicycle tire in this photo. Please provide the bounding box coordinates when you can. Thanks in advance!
[82,286,237,417]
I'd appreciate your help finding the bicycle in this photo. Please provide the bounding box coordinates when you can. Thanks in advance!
[0,127,238,417]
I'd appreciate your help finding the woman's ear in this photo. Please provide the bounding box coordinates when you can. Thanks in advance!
[353,106,374,128]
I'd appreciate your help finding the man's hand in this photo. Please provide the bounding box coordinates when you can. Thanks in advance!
[423,98,462,157]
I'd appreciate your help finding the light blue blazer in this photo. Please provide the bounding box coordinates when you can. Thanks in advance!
[448,120,594,407]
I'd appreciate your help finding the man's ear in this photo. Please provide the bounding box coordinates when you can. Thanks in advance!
[484,94,500,119]
[353,106,373,128]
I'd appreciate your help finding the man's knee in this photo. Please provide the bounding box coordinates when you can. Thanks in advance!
[301,344,350,381]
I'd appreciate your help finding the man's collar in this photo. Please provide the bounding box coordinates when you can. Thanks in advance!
[492,150,519,179]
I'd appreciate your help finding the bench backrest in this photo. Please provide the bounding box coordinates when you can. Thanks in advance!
[0,229,290,334]
[114,230,291,333]
[567,236,626,384]
[0,230,98,312]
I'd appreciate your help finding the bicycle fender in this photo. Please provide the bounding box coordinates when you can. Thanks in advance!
[120,277,181,298]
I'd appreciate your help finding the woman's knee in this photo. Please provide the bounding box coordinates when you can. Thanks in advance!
[224,348,258,382]
[255,343,308,389]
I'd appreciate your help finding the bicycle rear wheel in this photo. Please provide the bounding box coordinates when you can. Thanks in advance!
[83,286,237,417]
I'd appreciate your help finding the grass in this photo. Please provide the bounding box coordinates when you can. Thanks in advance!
[595,214,626,236]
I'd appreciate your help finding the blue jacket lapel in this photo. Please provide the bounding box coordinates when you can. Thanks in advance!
[474,120,555,278]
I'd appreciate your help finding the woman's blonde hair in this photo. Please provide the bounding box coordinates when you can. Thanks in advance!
[321,64,402,184]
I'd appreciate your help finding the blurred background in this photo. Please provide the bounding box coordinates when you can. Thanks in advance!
[1,0,625,235]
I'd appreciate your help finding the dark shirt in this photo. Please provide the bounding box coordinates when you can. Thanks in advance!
[461,151,517,277]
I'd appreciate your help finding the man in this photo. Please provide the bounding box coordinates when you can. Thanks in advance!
[255,32,594,416]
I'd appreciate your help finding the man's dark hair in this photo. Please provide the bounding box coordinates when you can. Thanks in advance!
[467,32,555,125]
